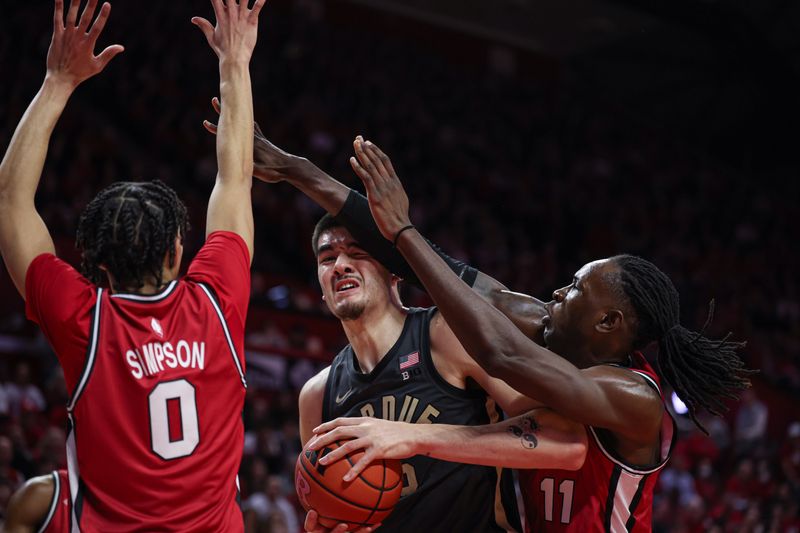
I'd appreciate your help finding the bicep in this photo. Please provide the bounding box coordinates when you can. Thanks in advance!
[0,205,54,298]
[298,368,329,446]
[205,179,254,264]
[4,475,54,532]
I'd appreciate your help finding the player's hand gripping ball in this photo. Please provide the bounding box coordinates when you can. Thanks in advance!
[295,439,403,531]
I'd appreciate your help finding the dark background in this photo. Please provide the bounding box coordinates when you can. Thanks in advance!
[1,1,799,531]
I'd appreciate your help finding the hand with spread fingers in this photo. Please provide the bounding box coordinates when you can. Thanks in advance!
[203,96,309,183]
[303,509,378,533]
[191,0,265,63]
[349,136,413,243]
[46,0,124,89]
[308,417,418,482]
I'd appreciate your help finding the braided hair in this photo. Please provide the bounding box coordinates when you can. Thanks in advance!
[76,181,188,291]
[610,254,752,433]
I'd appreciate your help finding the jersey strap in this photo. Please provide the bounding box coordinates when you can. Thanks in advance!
[197,283,247,388]
[67,288,103,411]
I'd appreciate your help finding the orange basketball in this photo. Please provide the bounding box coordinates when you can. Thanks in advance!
[295,439,403,531]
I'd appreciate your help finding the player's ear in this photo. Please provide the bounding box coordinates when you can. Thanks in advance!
[595,308,624,333]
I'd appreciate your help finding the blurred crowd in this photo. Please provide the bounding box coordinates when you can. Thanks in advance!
[1,0,798,531]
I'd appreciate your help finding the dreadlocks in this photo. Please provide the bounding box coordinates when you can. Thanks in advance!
[610,254,752,433]
[76,181,188,291]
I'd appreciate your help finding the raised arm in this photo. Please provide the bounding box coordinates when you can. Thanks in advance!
[349,139,661,439]
[192,0,265,262]
[0,0,123,296]
[308,408,587,482]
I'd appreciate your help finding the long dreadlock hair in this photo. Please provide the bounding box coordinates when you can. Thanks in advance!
[76,181,188,291]
[610,254,752,433]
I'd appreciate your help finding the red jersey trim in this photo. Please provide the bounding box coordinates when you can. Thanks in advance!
[67,288,103,411]
[197,283,247,388]
[109,280,178,302]
[37,471,61,533]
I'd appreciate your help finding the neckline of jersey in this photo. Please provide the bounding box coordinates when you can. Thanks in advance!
[109,280,179,302]
[349,311,414,382]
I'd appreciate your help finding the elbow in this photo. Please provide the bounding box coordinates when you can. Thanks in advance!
[560,428,588,471]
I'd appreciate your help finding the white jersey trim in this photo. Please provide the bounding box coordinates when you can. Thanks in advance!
[109,280,178,301]
[589,367,675,475]
[68,288,103,411]
[609,469,646,532]
[198,283,247,388]
[66,415,81,533]
[36,471,61,533]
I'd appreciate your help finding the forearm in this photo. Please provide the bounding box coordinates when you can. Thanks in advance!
[396,229,576,399]
[0,78,72,203]
[415,409,586,470]
[216,60,254,185]
[285,160,350,215]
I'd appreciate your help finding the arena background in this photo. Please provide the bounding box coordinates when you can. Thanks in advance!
[1,0,799,531]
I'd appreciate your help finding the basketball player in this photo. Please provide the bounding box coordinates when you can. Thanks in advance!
[4,471,70,533]
[296,214,591,533]
[312,138,752,532]
[0,0,264,529]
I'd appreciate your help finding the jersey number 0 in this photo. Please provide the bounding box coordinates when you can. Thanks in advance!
[148,379,200,460]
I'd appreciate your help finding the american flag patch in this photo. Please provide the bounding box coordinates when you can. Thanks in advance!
[399,351,420,370]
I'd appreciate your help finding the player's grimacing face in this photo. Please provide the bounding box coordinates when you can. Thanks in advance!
[316,227,393,321]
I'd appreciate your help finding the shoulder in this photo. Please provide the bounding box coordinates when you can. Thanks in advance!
[5,473,56,529]
[299,366,330,406]
[583,364,664,435]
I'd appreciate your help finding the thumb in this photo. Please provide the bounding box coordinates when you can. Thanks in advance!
[191,17,216,48]
[96,44,124,70]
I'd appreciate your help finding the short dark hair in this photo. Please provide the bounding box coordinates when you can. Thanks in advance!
[311,214,345,256]
[610,254,752,433]
[76,181,188,290]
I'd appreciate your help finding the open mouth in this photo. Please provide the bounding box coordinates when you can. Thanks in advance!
[334,278,361,293]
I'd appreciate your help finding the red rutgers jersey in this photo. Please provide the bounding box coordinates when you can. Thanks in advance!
[520,353,676,533]
[40,470,70,533]
[26,232,250,532]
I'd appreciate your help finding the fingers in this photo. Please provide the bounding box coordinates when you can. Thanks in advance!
[318,437,364,465]
[313,417,362,435]
[304,510,320,533]
[95,44,124,69]
[209,0,227,23]
[203,120,219,135]
[369,142,397,179]
[350,156,379,198]
[53,0,65,32]
[88,3,111,43]
[249,0,267,21]
[361,140,390,179]
[211,96,221,115]
[344,452,375,482]
[66,0,80,27]
[191,16,216,48]
[78,0,98,32]
[332,524,351,533]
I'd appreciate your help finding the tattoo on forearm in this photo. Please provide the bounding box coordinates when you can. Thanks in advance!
[507,416,539,449]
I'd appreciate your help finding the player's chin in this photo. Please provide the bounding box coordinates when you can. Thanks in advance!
[334,300,366,321]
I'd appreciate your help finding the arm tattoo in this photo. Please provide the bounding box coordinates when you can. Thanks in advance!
[507,416,540,450]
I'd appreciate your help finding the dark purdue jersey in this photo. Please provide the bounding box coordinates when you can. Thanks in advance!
[323,307,521,533]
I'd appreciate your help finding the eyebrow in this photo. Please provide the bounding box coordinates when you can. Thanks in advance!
[316,241,365,256]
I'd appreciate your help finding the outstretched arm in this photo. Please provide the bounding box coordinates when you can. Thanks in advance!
[192,0,265,262]
[0,0,123,297]
[308,408,587,481]
[350,139,662,441]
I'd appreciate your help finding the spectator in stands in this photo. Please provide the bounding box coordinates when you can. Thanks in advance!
[734,389,769,456]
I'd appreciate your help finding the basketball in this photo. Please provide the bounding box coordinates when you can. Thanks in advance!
[295,440,403,531]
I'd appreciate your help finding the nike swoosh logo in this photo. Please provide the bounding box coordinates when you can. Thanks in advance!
[335,388,355,404]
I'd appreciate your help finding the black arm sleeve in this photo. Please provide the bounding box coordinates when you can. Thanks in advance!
[334,189,478,289]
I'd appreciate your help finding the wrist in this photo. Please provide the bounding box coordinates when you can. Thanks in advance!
[42,75,77,99]
[219,57,251,71]
[393,224,417,247]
